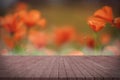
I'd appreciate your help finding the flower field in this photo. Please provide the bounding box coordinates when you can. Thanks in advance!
[0,1,120,55]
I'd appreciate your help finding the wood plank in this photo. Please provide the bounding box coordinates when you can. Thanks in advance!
[15,57,46,77]
[63,56,77,80]
[30,57,52,78]
[0,56,39,78]
[88,56,120,72]
[58,56,67,80]
[40,56,56,79]
[0,56,120,80]
[85,56,120,79]
[66,56,87,80]
[49,56,59,80]
[71,56,102,80]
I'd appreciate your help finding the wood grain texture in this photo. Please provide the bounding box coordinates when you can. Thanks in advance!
[0,56,120,80]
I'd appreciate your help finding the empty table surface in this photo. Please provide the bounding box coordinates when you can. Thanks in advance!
[0,56,120,80]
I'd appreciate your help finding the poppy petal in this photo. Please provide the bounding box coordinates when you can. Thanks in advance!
[94,6,113,23]
[114,17,120,29]
[88,16,106,32]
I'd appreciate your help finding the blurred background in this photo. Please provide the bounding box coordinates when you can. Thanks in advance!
[0,0,120,55]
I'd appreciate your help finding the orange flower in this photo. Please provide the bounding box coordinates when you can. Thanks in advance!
[1,15,26,48]
[1,13,25,34]
[86,35,95,48]
[3,13,25,33]
[23,10,41,27]
[29,30,48,49]
[94,6,113,23]
[54,26,75,46]
[37,18,46,28]
[17,10,28,20]
[88,16,106,32]
[114,17,120,29]
[2,14,16,33]
[3,36,15,49]
[13,25,26,42]
[100,33,111,45]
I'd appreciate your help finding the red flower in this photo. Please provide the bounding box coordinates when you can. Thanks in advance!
[23,10,41,27]
[114,17,120,29]
[86,35,95,48]
[94,6,114,23]
[1,13,25,33]
[2,14,17,33]
[100,33,111,45]
[13,25,26,42]
[1,14,26,49]
[3,36,15,49]
[29,30,48,49]
[37,18,46,28]
[88,6,114,32]
[54,26,75,46]
[88,16,106,32]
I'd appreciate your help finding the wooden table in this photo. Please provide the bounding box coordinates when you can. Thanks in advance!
[0,56,120,80]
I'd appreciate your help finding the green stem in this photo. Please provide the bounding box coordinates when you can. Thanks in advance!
[94,32,98,55]
[94,32,102,55]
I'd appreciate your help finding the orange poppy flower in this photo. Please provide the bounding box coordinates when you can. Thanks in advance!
[29,30,48,49]
[54,26,75,46]
[37,18,46,28]
[3,36,15,49]
[2,14,16,33]
[100,33,111,45]
[13,25,26,42]
[23,10,41,27]
[2,14,26,47]
[2,13,24,34]
[94,6,113,23]
[114,17,120,29]
[86,35,95,48]
[88,16,106,32]
[17,10,28,19]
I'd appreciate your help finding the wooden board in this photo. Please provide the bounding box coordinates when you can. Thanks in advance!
[0,56,120,80]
